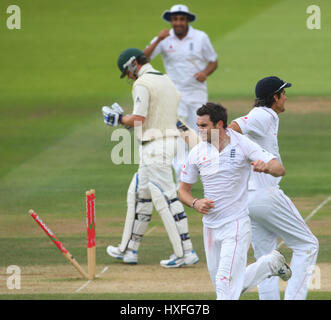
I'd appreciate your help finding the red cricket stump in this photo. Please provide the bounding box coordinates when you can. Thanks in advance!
[29,209,89,279]
[86,189,96,280]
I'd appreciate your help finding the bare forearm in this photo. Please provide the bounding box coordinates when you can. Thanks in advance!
[194,61,218,82]
[266,159,286,177]
[120,115,145,127]
[204,61,218,77]
[252,159,285,177]
[178,184,195,208]
[179,183,215,214]
[143,42,158,59]
[144,37,163,59]
[144,29,170,59]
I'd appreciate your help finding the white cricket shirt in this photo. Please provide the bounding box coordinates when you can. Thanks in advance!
[132,63,180,142]
[233,107,282,190]
[149,26,218,102]
[181,129,275,228]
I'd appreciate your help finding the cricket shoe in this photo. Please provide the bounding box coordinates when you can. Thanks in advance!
[106,245,138,264]
[160,250,199,268]
[271,249,292,281]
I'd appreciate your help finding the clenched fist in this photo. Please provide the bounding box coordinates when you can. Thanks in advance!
[193,198,215,215]
[158,29,170,40]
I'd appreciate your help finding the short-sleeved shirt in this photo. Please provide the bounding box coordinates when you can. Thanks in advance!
[181,129,275,228]
[149,26,218,102]
[233,107,282,190]
[132,85,149,118]
[131,63,180,142]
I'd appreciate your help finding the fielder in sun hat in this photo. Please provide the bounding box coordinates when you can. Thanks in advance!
[162,4,196,22]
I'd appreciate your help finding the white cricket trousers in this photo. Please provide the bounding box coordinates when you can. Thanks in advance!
[138,137,178,199]
[137,137,193,252]
[248,187,319,300]
[203,216,281,300]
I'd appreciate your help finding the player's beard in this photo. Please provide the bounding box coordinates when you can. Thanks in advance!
[174,25,189,38]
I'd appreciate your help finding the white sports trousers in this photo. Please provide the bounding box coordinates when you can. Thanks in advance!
[233,107,319,300]
[204,216,285,300]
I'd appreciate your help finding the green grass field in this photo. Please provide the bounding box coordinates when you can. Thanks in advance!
[0,0,330,301]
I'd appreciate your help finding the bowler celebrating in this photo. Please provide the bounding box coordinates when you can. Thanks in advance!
[178,103,291,300]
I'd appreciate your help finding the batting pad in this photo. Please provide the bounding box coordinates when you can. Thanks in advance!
[148,182,184,258]
[119,173,153,253]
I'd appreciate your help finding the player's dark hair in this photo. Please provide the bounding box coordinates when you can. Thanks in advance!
[136,54,149,66]
[197,102,228,129]
[254,90,282,108]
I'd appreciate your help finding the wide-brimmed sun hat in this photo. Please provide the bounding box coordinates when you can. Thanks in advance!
[162,4,196,22]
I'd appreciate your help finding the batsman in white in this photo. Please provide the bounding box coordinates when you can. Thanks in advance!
[229,76,319,300]
[143,4,218,185]
[178,103,292,300]
[102,48,199,268]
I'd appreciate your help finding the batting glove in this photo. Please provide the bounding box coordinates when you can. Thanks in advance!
[102,106,123,127]
[176,119,189,132]
[110,102,124,115]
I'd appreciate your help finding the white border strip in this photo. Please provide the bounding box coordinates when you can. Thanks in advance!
[278,195,331,248]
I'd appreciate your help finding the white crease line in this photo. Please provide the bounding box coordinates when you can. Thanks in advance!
[96,266,109,278]
[75,280,92,293]
[304,195,331,222]
[75,266,109,293]
[145,226,156,236]
[278,195,331,249]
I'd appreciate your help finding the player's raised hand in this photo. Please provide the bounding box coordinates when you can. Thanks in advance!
[158,29,170,40]
[193,198,215,215]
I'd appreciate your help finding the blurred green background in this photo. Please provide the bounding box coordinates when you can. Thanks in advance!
[1,0,330,178]
[1,0,330,105]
